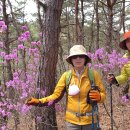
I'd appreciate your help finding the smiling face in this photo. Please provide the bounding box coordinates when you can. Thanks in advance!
[71,55,86,71]
[126,38,130,50]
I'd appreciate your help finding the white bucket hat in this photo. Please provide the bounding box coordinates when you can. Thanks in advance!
[66,45,91,64]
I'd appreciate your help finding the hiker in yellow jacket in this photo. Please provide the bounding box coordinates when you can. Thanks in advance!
[26,45,106,130]
[107,31,130,99]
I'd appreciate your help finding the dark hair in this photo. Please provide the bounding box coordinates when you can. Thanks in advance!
[124,42,127,50]
[122,38,130,50]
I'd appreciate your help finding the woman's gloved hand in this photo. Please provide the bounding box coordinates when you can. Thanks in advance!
[26,97,40,106]
[89,90,101,102]
[107,73,119,86]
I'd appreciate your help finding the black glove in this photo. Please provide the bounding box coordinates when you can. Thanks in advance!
[107,73,119,86]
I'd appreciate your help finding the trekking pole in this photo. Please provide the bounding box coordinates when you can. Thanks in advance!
[91,103,101,130]
[91,104,95,130]
[108,73,116,130]
[109,83,114,130]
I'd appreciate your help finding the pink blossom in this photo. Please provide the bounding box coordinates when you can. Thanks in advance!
[55,104,62,111]
[13,72,19,77]
[121,96,129,103]
[0,21,5,26]
[18,44,25,50]
[8,104,14,110]
[0,21,7,32]
[6,112,11,117]
[34,58,39,64]
[1,125,6,130]
[4,55,11,60]
[20,91,27,99]
[21,25,28,30]
[26,74,33,81]
[1,110,6,117]
[34,53,40,58]
[1,25,7,31]
[28,48,38,55]
[18,31,30,42]
[21,104,30,114]
[48,100,54,106]
[9,53,18,60]
[27,64,34,69]
[31,41,41,46]
[36,41,41,46]
[0,52,6,57]
[6,80,15,87]
[0,92,4,97]
[31,41,37,45]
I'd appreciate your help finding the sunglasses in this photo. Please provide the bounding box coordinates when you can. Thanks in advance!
[71,55,86,59]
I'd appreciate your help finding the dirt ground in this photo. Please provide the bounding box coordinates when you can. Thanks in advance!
[56,100,130,130]
[56,86,130,130]
[7,87,130,130]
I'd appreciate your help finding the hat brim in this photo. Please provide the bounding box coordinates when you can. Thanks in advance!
[66,54,91,64]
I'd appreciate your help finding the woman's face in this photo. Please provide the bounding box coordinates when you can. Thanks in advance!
[126,38,130,50]
[71,55,86,70]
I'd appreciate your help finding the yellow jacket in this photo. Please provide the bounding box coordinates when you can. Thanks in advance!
[39,66,106,125]
[116,51,130,92]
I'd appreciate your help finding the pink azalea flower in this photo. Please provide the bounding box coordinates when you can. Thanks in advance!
[0,52,6,57]
[121,96,129,103]
[1,125,6,130]
[48,100,54,106]
[21,25,28,30]
[18,44,25,50]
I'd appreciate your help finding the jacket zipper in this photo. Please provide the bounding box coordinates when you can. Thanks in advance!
[78,75,81,125]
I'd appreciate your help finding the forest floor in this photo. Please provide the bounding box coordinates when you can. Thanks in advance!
[56,86,130,130]
[7,86,130,130]
[56,102,130,130]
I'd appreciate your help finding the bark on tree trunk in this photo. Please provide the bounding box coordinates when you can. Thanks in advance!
[36,0,64,130]
[95,0,100,49]
[106,0,117,52]
[75,0,79,43]
[107,3,113,52]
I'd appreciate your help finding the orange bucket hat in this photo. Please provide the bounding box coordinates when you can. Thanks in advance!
[119,31,130,50]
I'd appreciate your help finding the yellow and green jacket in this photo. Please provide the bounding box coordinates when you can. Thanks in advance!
[39,66,106,125]
[116,51,130,92]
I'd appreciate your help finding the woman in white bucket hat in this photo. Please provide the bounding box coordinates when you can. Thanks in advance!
[66,44,91,65]
[26,45,106,130]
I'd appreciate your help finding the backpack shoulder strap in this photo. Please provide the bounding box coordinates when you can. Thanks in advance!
[88,68,95,86]
[65,68,95,89]
[66,70,72,91]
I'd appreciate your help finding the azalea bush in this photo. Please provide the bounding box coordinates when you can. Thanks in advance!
[0,21,43,129]
[0,21,129,129]
[87,48,128,74]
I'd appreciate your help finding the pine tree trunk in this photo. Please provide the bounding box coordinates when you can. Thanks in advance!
[36,0,64,130]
